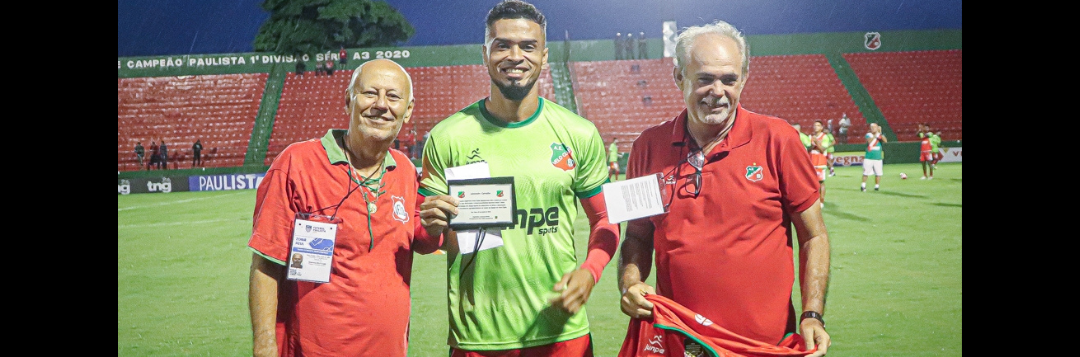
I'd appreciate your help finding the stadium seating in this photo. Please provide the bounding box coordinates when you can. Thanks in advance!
[118,53,961,171]
[570,56,865,154]
[265,65,555,165]
[117,73,268,171]
[740,55,866,141]
[843,50,963,141]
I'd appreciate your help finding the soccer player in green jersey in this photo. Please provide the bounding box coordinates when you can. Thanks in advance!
[608,137,620,182]
[418,1,620,355]
[826,132,836,176]
[929,129,942,169]
[794,123,811,150]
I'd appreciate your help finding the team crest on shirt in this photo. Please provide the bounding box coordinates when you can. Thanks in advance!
[864,32,882,50]
[745,163,764,182]
[391,195,409,223]
[550,143,576,171]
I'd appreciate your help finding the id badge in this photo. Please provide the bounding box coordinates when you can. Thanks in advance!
[287,214,340,283]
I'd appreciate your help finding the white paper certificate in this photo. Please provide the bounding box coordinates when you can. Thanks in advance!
[602,173,666,224]
[286,218,338,283]
[447,177,516,229]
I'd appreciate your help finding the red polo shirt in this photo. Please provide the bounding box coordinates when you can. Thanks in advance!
[626,106,819,344]
[249,129,440,356]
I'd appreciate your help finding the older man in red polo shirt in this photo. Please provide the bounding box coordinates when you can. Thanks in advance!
[617,20,831,357]
[248,59,459,357]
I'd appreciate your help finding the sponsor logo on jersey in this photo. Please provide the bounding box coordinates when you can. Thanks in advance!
[864,32,881,50]
[550,143,576,171]
[644,334,665,354]
[392,195,409,223]
[695,314,713,326]
[745,163,763,182]
[466,148,485,165]
[514,207,560,235]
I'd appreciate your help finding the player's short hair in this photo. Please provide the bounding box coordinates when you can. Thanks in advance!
[674,20,749,77]
[485,0,547,44]
[347,59,414,103]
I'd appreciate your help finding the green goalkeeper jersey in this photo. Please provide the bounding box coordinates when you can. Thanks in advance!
[419,98,608,350]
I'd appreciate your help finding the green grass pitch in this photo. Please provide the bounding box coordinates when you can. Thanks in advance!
[118,162,961,356]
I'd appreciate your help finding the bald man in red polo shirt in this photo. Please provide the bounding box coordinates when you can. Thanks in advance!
[617,20,831,357]
[248,59,459,357]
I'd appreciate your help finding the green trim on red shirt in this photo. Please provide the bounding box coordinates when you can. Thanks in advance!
[320,129,398,170]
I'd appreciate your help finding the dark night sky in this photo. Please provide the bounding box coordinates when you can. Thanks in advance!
[118,0,962,58]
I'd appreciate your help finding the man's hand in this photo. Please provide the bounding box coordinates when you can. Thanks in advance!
[419,195,459,239]
[619,282,656,319]
[800,318,830,357]
[549,268,595,314]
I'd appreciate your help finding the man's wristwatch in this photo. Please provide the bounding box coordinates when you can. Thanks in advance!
[800,311,825,327]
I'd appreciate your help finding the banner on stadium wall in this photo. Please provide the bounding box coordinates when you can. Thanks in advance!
[939,147,962,163]
[832,154,864,167]
[118,176,191,195]
[189,173,266,192]
[117,44,487,77]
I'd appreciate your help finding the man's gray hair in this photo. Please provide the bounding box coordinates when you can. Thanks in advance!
[673,20,749,77]
[347,59,414,102]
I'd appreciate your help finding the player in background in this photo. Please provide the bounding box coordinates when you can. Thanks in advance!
[826,130,837,176]
[810,120,832,207]
[917,123,934,179]
[608,137,621,182]
[861,123,886,191]
[794,123,811,150]
[929,128,942,169]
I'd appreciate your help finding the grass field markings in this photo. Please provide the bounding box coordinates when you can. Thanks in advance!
[822,209,872,222]
[118,217,249,229]
[871,190,927,199]
[118,191,250,212]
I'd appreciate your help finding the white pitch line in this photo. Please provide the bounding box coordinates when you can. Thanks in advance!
[117,191,250,212]
[118,217,250,229]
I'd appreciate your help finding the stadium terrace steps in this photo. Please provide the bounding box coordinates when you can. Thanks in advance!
[118,52,961,171]
[843,50,963,141]
[264,65,555,166]
[740,54,866,140]
[117,73,268,171]
[569,56,865,154]
[569,58,684,155]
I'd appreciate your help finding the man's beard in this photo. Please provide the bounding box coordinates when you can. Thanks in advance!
[494,77,537,101]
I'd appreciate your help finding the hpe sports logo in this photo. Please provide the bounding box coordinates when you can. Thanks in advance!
[514,207,559,235]
[643,334,665,354]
